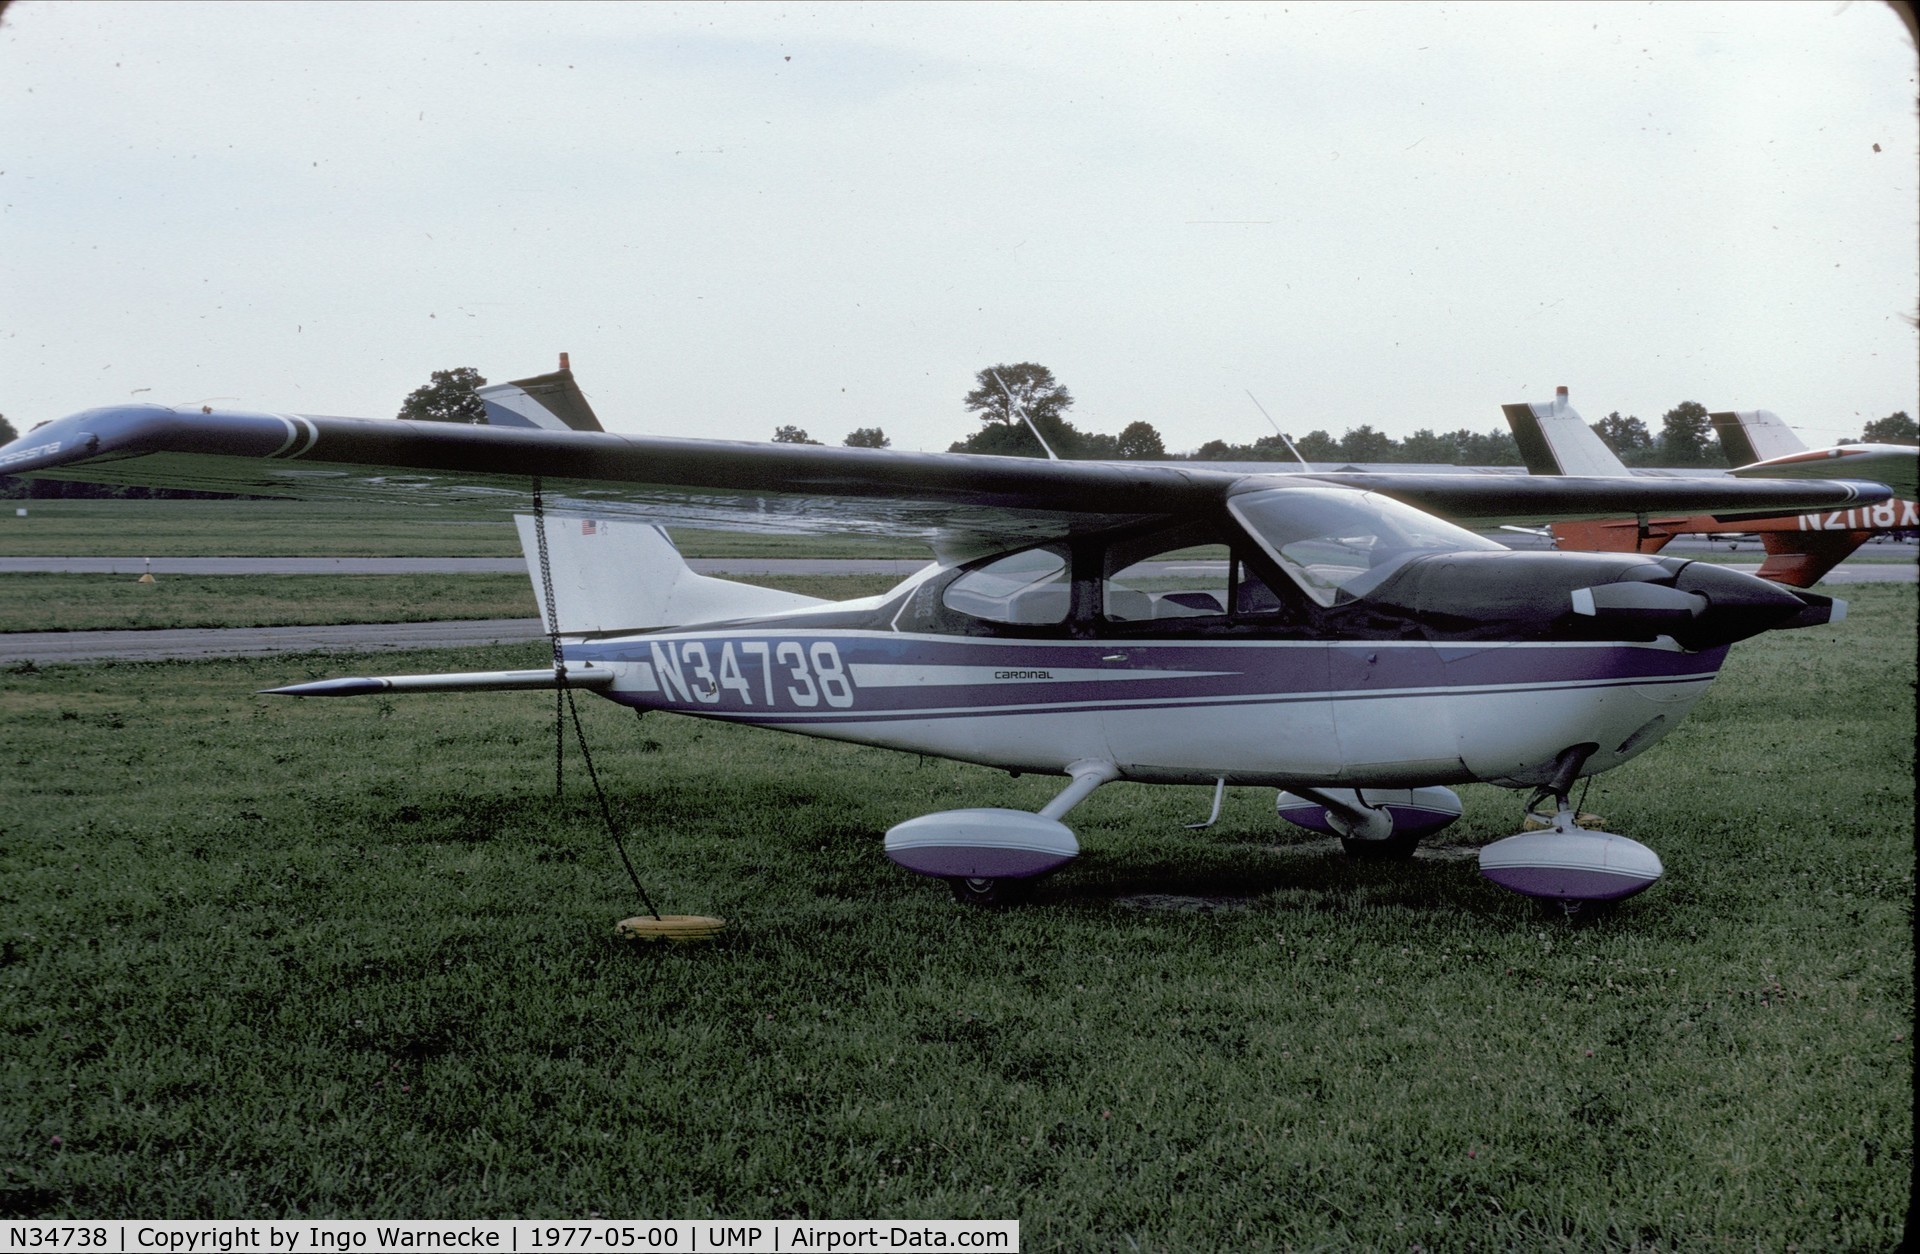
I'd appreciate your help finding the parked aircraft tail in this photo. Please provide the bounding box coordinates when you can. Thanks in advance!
[1502,387,1633,478]
[475,354,605,432]
[512,514,825,634]
[1711,410,1806,467]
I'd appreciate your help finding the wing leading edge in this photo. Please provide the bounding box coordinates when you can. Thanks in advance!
[0,403,1891,548]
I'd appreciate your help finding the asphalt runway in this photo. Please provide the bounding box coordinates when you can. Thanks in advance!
[0,556,1909,666]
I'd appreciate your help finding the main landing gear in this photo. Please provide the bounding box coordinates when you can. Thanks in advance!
[884,760,1120,908]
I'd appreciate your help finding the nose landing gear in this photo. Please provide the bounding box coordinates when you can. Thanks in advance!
[1479,744,1664,909]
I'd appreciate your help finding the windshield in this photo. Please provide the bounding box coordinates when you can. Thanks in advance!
[1228,487,1502,606]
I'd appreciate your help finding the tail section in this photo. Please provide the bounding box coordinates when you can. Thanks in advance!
[513,515,825,634]
[1711,410,1805,467]
[1502,387,1632,478]
[1753,530,1871,588]
[475,354,605,432]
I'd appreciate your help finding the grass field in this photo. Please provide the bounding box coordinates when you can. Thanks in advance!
[0,588,1911,1244]
[0,501,929,560]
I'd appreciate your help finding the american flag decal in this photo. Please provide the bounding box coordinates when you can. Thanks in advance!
[582,520,598,535]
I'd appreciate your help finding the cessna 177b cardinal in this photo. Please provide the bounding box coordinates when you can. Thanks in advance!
[0,365,1890,909]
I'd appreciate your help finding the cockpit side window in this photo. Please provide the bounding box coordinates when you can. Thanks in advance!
[1100,519,1288,625]
[1228,487,1502,607]
[941,544,1071,625]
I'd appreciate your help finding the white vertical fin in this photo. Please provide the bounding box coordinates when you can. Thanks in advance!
[1710,409,1807,466]
[513,515,825,634]
[476,354,605,432]
[1502,387,1632,478]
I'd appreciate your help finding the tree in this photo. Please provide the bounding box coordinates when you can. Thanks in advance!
[1659,401,1713,465]
[1338,424,1396,463]
[964,363,1073,429]
[1113,420,1166,460]
[951,361,1091,457]
[1450,428,1523,466]
[1862,411,1918,444]
[1591,411,1652,453]
[773,425,822,445]
[398,367,488,424]
[0,414,16,446]
[1293,430,1340,461]
[949,420,1055,458]
[843,427,890,449]
[1398,429,1461,464]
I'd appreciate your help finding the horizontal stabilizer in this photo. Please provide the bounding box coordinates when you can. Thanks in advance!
[261,665,615,697]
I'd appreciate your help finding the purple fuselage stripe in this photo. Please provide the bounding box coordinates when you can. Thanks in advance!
[572,634,1729,724]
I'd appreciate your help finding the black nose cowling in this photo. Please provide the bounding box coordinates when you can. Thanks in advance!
[1359,550,1843,649]
[1667,560,1842,647]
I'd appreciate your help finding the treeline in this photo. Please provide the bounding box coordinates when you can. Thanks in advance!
[1188,425,1521,465]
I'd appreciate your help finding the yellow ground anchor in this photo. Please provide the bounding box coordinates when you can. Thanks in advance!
[136,557,155,584]
[615,915,727,944]
[1523,812,1605,831]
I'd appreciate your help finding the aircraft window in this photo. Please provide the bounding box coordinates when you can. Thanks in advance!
[1101,520,1285,623]
[942,546,1070,625]
[1105,541,1231,622]
[1228,487,1501,607]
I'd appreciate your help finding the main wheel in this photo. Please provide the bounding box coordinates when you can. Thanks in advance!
[1339,831,1422,860]
[946,876,1032,907]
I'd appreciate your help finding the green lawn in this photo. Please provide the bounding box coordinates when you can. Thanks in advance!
[0,587,1909,1241]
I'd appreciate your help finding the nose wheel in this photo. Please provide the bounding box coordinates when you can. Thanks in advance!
[1479,744,1664,907]
[946,876,1031,907]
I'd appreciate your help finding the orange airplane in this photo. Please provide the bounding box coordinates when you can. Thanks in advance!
[1504,389,1917,587]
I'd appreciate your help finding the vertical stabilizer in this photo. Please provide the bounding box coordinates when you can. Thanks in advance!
[1711,410,1806,467]
[476,354,605,432]
[1502,387,1631,477]
[513,515,824,634]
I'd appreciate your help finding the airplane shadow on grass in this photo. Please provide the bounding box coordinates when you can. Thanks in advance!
[327,788,1607,925]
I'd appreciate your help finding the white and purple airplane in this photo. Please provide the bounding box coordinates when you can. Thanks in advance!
[0,363,1889,909]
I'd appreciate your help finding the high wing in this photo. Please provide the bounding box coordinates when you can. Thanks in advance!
[1,402,1891,551]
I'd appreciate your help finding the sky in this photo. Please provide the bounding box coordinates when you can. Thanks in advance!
[2,1,1915,454]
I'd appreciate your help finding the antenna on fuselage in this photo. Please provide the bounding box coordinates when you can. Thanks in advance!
[994,371,1059,461]
[1245,390,1311,471]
